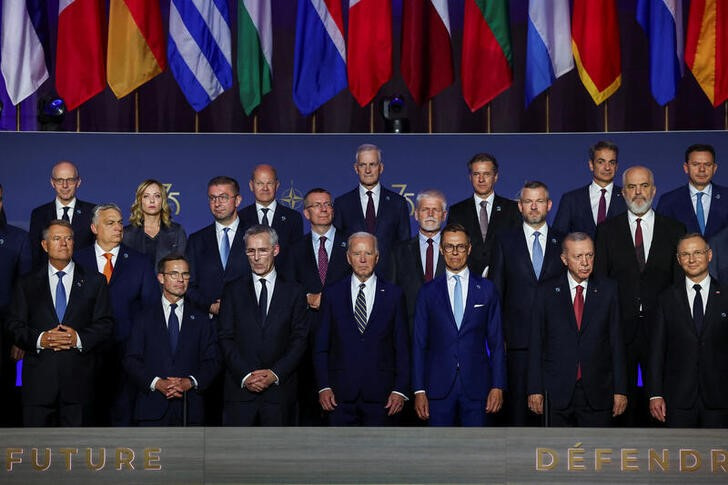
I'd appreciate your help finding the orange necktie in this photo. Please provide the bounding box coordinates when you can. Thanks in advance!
[103,253,113,283]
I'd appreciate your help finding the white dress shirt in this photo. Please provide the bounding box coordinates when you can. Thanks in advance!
[55,197,77,222]
[522,222,548,262]
[359,183,381,217]
[689,183,712,221]
[685,274,710,315]
[472,192,495,223]
[567,271,589,304]
[350,273,376,321]
[312,226,336,266]
[256,200,278,224]
[241,269,280,388]
[94,243,119,273]
[627,209,655,262]
[150,297,199,391]
[589,181,615,224]
[215,216,240,251]
[418,231,441,275]
[39,261,82,350]
[446,267,470,317]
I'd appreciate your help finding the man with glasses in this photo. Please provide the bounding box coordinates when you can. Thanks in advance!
[124,254,220,426]
[412,223,506,426]
[29,160,97,268]
[217,225,308,426]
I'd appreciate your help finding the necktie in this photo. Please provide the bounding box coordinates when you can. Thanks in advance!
[634,218,645,272]
[103,253,113,283]
[317,236,329,285]
[574,285,584,381]
[261,208,270,226]
[61,206,71,222]
[693,283,704,334]
[259,278,268,322]
[479,200,489,242]
[365,191,376,234]
[354,283,367,334]
[453,274,463,329]
[55,271,67,322]
[597,188,607,224]
[696,192,706,235]
[532,231,543,278]
[220,227,231,268]
[424,238,434,282]
[168,303,180,353]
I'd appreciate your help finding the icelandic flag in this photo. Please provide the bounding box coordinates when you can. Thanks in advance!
[525,0,573,106]
[168,0,233,112]
[637,0,684,106]
[293,0,347,116]
[1,0,49,106]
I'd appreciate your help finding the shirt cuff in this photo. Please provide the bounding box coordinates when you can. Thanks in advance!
[36,332,44,352]
[318,387,332,394]
[649,396,663,400]
[76,333,82,351]
[189,375,198,389]
[392,391,408,401]
[414,390,426,395]
[271,371,280,385]
[241,372,252,388]
[150,377,161,392]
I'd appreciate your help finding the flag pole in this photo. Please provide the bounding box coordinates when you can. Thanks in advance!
[76,108,81,133]
[664,105,669,132]
[369,103,374,133]
[428,100,433,134]
[253,113,259,134]
[603,102,609,132]
[545,92,550,134]
[312,112,317,134]
[194,112,199,133]
[486,104,492,133]
[15,105,21,131]
[724,101,727,130]
[135,91,140,133]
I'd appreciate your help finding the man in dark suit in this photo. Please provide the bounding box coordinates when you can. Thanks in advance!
[29,161,96,268]
[553,141,626,237]
[315,232,410,426]
[649,234,728,428]
[124,254,220,426]
[332,144,411,272]
[447,152,521,277]
[490,181,564,426]
[656,144,728,239]
[387,189,447,333]
[239,164,303,274]
[595,165,685,425]
[709,224,728,283]
[6,220,113,426]
[74,203,159,426]
[217,225,308,426]
[528,233,627,426]
[412,223,506,426]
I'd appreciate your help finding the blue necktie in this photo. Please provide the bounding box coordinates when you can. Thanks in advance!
[220,227,231,268]
[532,231,544,278]
[55,271,67,322]
[696,192,706,235]
[453,274,463,329]
[168,303,180,353]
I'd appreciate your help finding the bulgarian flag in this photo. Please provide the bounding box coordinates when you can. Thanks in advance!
[461,0,513,112]
[107,0,167,99]
[685,0,728,107]
[238,0,272,115]
[347,0,392,107]
[571,0,621,105]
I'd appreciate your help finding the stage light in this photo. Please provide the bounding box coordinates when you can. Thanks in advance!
[382,95,410,133]
[37,95,66,131]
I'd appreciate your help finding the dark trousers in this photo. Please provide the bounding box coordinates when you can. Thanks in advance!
[328,394,399,426]
[428,371,488,427]
[23,400,88,427]
[549,381,612,427]
[506,349,540,426]
[667,395,728,428]
[136,399,202,427]
[223,399,294,426]
[614,337,650,427]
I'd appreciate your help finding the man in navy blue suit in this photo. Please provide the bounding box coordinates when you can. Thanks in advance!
[528,232,627,427]
[124,254,220,426]
[657,144,728,239]
[239,164,303,274]
[314,232,410,426]
[553,141,626,238]
[332,144,411,272]
[74,203,159,426]
[490,181,564,426]
[413,223,506,427]
[29,161,96,268]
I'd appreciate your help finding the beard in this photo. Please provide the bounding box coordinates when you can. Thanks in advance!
[625,196,654,216]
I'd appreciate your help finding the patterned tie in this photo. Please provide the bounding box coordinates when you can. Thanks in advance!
[355,283,367,334]
[479,200,489,242]
[574,285,584,381]
[532,231,543,278]
[103,253,113,283]
[220,227,231,268]
[168,303,180,353]
[61,206,71,222]
[55,271,67,322]
[696,192,706,235]
[365,191,376,234]
[453,274,463,329]
[317,236,329,285]
[634,218,645,272]
[597,188,607,224]
[259,278,268,322]
[261,208,270,226]
[693,283,704,334]
[424,238,434,282]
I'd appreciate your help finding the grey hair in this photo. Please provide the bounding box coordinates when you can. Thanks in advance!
[347,231,379,254]
[415,189,448,211]
[92,203,123,225]
[244,224,279,247]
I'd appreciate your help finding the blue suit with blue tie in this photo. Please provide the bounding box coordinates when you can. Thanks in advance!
[656,183,728,239]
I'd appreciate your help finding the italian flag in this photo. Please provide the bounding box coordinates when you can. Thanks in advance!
[238,0,272,115]
[685,0,728,107]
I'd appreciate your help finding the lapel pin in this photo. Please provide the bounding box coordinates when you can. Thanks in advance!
[281,216,287,222]
[717,194,721,200]
[716,290,721,295]
[379,288,385,292]
[77,280,83,287]
[496,206,502,212]
[76,209,82,215]
[551,238,557,245]
[190,314,196,320]
[0,239,4,245]
[340,242,347,248]
[476,284,481,290]
[386,195,390,201]
[555,287,561,293]
[123,253,129,259]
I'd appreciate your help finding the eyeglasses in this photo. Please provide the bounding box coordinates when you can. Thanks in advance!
[442,243,469,254]
[52,177,79,185]
[208,194,235,203]
[305,202,333,210]
[164,271,191,280]
[677,249,710,260]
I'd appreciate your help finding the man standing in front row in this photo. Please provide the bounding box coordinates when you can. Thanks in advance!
[217,225,308,426]
[6,220,113,426]
[528,233,627,426]
[314,232,410,426]
[413,223,506,426]
[649,234,728,428]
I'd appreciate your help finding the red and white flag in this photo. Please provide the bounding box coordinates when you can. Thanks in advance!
[347,0,392,106]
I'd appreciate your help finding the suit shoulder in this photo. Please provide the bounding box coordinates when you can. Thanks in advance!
[277,205,302,218]
[558,185,590,200]
[30,202,53,218]
[658,185,687,203]
[655,213,687,233]
[1,224,29,240]
[76,200,97,212]
[449,198,472,212]
[334,189,357,203]
[188,223,215,241]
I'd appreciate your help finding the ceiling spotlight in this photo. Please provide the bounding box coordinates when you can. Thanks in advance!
[37,95,66,131]
[382,95,410,133]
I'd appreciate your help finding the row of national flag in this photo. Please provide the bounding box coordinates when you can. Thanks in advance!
[1,1,727,117]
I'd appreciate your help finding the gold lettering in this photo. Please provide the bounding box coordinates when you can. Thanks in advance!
[711,449,728,473]
[568,443,586,471]
[115,448,135,470]
[58,448,78,471]
[30,448,51,471]
[6,448,22,471]
[648,448,669,472]
[594,448,613,471]
[86,448,106,471]
[621,448,639,471]
[144,448,162,471]
[680,449,701,472]
[536,448,558,471]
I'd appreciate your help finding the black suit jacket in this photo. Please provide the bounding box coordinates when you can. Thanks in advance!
[709,225,728,284]
[649,279,728,410]
[6,264,113,406]
[594,211,685,345]
[447,194,521,276]
[552,184,625,238]
[489,227,564,349]
[528,274,627,410]
[122,222,187,267]
[239,203,303,273]
[288,230,350,296]
[29,199,96,268]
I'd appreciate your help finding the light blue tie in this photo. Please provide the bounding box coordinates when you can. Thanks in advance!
[55,271,67,322]
[220,227,231,268]
[696,192,706,235]
[532,231,544,278]
[453,274,464,329]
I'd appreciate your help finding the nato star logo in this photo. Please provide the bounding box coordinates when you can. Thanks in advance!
[280,181,303,210]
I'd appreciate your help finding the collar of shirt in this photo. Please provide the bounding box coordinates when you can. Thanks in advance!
[523,222,548,260]
[590,181,614,197]
[473,192,495,215]
[685,274,711,301]
[94,242,120,268]
[312,226,336,257]
[418,231,441,247]
[418,231,441,271]
[256,200,278,222]
[162,296,184,325]
[446,267,470,282]
[627,207,655,227]
[566,271,589,301]
[55,198,77,218]
[215,216,240,239]
[689,182,713,198]
[350,273,377,319]
[48,261,74,303]
[359,183,381,200]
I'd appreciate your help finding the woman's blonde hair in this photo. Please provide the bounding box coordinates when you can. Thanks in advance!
[129,179,172,227]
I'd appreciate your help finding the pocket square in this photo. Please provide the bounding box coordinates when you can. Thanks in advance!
[474,303,485,308]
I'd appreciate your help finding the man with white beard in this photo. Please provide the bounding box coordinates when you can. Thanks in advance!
[595,166,685,426]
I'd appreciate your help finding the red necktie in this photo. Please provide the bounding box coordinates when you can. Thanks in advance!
[365,191,376,234]
[574,285,584,381]
[634,218,645,271]
[597,188,607,224]
[317,236,329,285]
[424,238,434,282]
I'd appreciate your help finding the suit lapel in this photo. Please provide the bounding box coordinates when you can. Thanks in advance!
[460,275,481,331]
[63,265,87,320]
[517,232,538,281]
[37,269,56,322]
[408,238,426,282]
[701,280,722,337]
[706,187,726,235]
[437,276,459,331]
[578,187,597,232]
[248,277,264,327]
[675,283,698,337]
[607,188,624,218]
[109,246,128,285]
[541,232,562,281]
[580,279,600,334]
[364,279,386,333]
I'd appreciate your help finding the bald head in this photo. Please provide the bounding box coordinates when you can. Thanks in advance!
[50,160,81,203]
[622,166,656,216]
[249,164,280,206]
